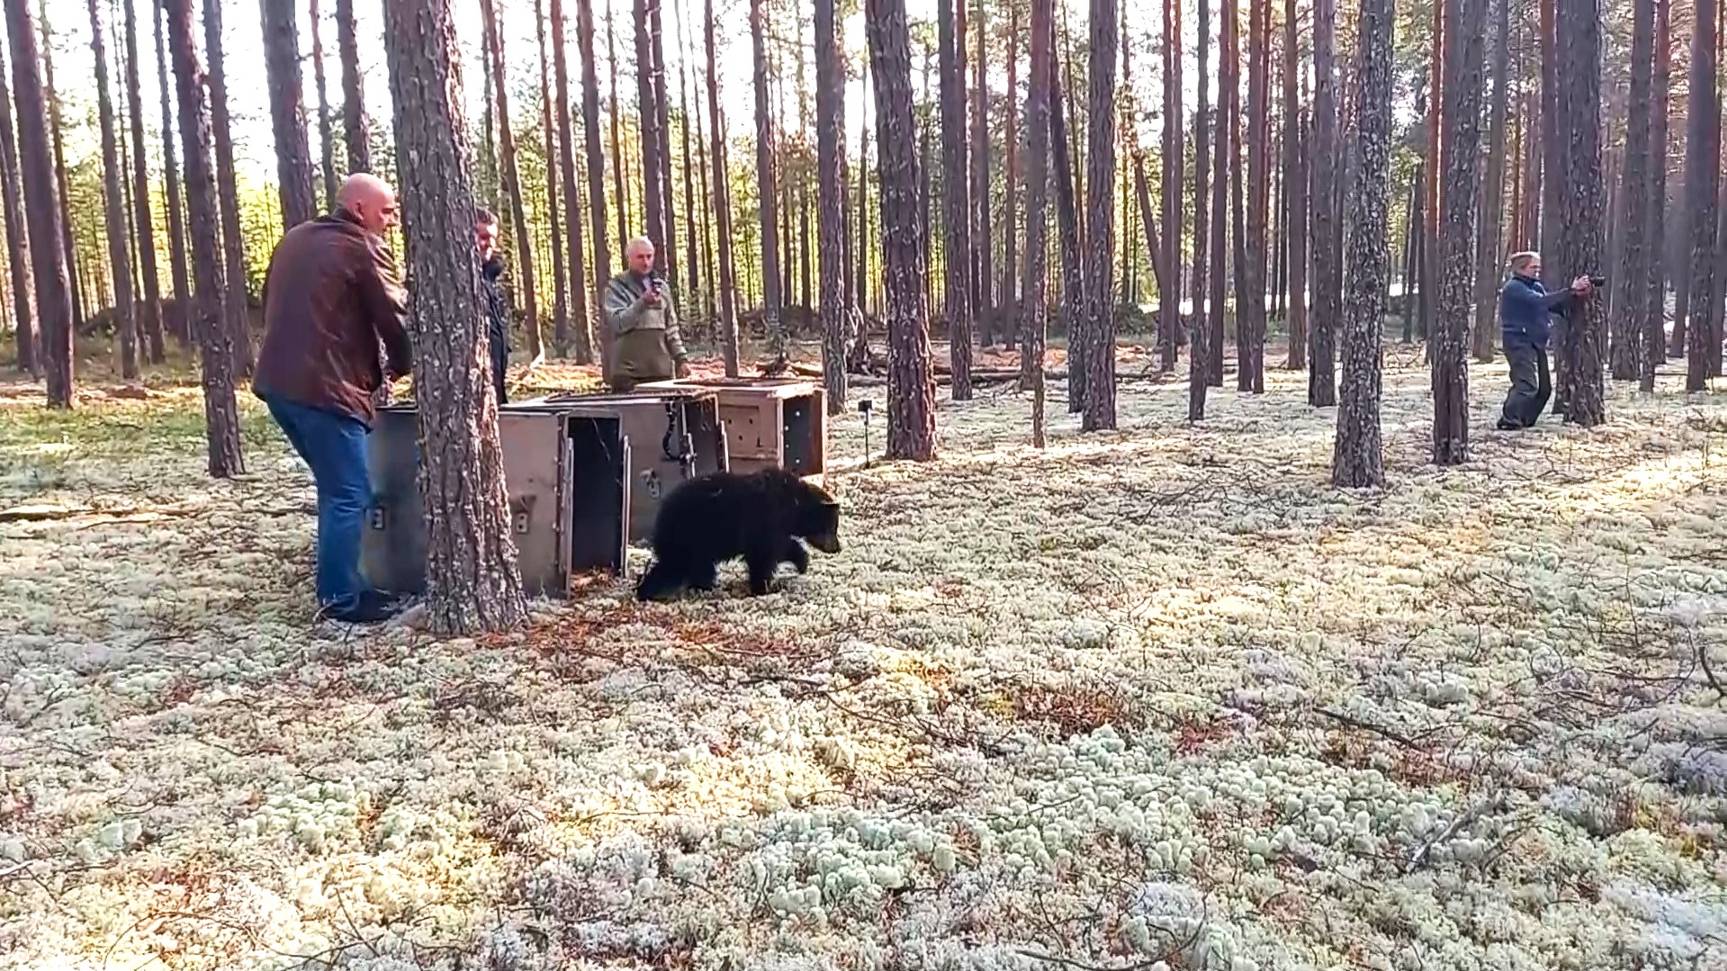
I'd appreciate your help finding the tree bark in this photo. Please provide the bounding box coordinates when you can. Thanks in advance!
[866,0,937,461]
[1549,0,1608,421]
[651,0,676,288]
[1433,0,1485,465]
[1081,0,1118,431]
[1643,0,1670,392]
[1001,11,1020,348]
[675,0,698,315]
[206,0,255,375]
[1682,0,1719,389]
[335,0,371,172]
[634,0,666,258]
[1472,0,1510,364]
[971,0,992,343]
[164,0,244,475]
[578,0,613,373]
[1282,0,1307,371]
[750,0,784,356]
[939,0,974,400]
[152,0,190,347]
[1052,31,1085,415]
[481,0,544,361]
[38,3,82,340]
[0,37,32,373]
[3,0,68,402]
[1191,0,1211,416]
[120,0,159,364]
[1309,0,1339,405]
[1024,0,1054,447]
[1613,0,1655,382]
[608,1,628,254]
[260,0,316,230]
[705,0,739,375]
[88,0,137,379]
[1240,0,1268,393]
[1208,0,1230,390]
[1332,0,1393,487]
[309,0,337,210]
[817,0,847,411]
[535,0,571,355]
[1420,0,1442,349]
[381,0,528,636]
[553,0,595,363]
[1159,0,1183,372]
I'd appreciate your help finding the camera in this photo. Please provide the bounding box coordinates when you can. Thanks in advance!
[1588,275,1608,289]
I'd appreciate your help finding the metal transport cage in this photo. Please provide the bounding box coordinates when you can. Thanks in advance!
[637,377,827,478]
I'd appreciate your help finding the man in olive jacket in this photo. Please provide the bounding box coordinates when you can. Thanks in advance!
[605,236,691,391]
[254,174,412,624]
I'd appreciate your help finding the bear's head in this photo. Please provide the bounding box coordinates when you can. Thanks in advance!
[793,479,842,554]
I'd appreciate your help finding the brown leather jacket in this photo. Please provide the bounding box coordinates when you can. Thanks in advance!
[253,209,412,424]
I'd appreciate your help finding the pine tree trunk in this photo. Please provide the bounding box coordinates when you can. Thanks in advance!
[0,37,32,374]
[1024,0,1054,447]
[118,0,159,364]
[260,0,316,230]
[3,0,68,401]
[1420,0,1442,349]
[866,0,937,461]
[336,0,371,172]
[206,0,254,376]
[971,0,993,343]
[1081,0,1118,431]
[1643,0,1670,392]
[608,2,628,254]
[1538,0,1558,279]
[164,0,244,475]
[309,0,337,210]
[1052,37,1086,415]
[634,0,665,260]
[481,0,544,361]
[1682,0,1719,390]
[536,0,571,356]
[38,4,82,339]
[381,0,528,636]
[1227,0,1247,388]
[1554,0,1608,421]
[1612,0,1654,382]
[578,0,613,372]
[1002,12,1020,349]
[1160,0,1183,372]
[938,0,974,400]
[750,0,784,355]
[652,0,677,288]
[1191,0,1211,415]
[553,0,595,363]
[675,0,699,318]
[87,0,137,379]
[1282,0,1307,370]
[1472,0,1510,364]
[152,0,190,347]
[1332,0,1393,487]
[704,0,739,375]
[816,0,846,411]
[1308,0,1339,404]
[1241,0,1268,393]
[1433,0,1485,465]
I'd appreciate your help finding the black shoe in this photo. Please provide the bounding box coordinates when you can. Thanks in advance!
[1496,417,1520,430]
[322,591,407,624]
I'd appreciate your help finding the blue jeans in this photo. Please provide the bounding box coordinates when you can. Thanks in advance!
[263,395,372,610]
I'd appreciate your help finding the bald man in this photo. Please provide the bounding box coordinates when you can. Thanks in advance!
[604,236,690,391]
[254,173,413,624]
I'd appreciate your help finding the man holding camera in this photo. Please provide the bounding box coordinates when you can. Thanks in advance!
[604,236,691,392]
[1497,251,1596,430]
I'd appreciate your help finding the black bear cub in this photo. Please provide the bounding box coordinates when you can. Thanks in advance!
[636,467,842,600]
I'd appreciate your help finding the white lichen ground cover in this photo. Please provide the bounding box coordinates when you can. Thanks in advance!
[2,347,1726,971]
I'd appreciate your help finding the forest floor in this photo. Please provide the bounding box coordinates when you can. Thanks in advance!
[2,340,1726,971]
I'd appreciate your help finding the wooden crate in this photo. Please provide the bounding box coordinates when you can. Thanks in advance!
[639,377,827,477]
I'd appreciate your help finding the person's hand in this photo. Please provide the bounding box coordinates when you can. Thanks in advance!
[1572,275,1593,295]
[643,288,663,306]
[675,359,691,379]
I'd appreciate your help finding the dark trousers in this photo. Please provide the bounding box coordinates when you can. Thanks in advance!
[488,332,509,405]
[263,395,372,610]
[1500,336,1552,428]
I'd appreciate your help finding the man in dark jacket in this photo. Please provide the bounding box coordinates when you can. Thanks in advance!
[1497,251,1594,430]
[255,174,412,623]
[475,208,510,404]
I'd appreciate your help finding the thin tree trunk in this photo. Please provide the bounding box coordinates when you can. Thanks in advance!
[535,0,570,356]
[702,0,738,374]
[153,0,189,346]
[1682,0,1719,388]
[336,0,371,172]
[1420,0,1442,348]
[750,0,784,356]
[675,0,698,318]
[1191,0,1211,415]
[381,0,528,635]
[482,0,544,361]
[1555,0,1609,420]
[1002,10,1020,349]
[164,0,243,475]
[1309,0,1339,404]
[939,0,974,399]
[261,0,316,230]
[1332,0,1393,487]
[1228,0,1247,387]
[817,0,846,411]
[1283,0,1307,370]
[0,37,32,373]
[1160,0,1183,372]
[972,0,992,343]
[1613,0,1655,382]
[1472,0,1510,364]
[1081,0,1118,431]
[206,0,254,376]
[1433,0,1485,464]
[651,0,676,287]
[608,0,628,255]
[88,0,137,379]
[118,0,159,364]
[1241,0,1268,393]
[554,0,595,363]
[579,0,612,374]
[1403,167,1421,342]
[1643,0,1670,391]
[39,2,82,338]
[1052,39,1085,414]
[310,0,337,210]
[1025,0,1054,447]
[3,0,66,399]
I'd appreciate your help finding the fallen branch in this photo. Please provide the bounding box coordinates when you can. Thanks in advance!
[1316,707,1419,748]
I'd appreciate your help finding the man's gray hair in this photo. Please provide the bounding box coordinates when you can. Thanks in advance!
[625,236,655,257]
[1508,250,1540,272]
